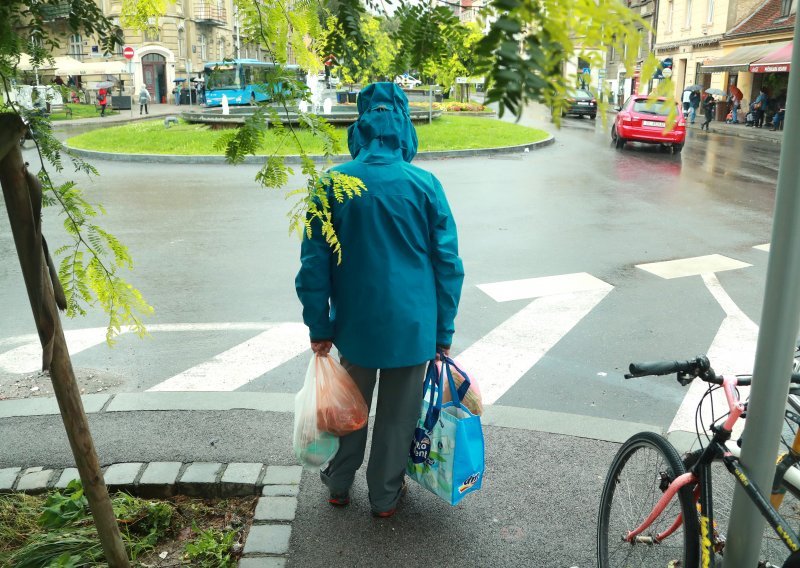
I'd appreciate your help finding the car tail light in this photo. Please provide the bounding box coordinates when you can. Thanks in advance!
[591,99,596,105]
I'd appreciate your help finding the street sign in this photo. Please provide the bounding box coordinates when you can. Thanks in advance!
[123,46,134,60]
[455,77,468,84]
[582,67,591,74]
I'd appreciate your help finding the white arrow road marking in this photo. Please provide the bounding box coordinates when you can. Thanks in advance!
[754,244,771,252]
[668,273,757,435]
[478,272,611,303]
[147,322,308,392]
[457,274,613,405]
[637,254,752,279]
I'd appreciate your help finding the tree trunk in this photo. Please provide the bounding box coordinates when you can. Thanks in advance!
[0,114,130,567]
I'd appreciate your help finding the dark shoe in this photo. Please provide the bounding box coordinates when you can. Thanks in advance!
[328,491,350,507]
[371,480,408,518]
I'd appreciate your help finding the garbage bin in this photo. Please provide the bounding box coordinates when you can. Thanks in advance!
[336,91,347,104]
[347,91,358,103]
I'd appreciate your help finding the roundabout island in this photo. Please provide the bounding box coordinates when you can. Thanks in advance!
[64,112,553,164]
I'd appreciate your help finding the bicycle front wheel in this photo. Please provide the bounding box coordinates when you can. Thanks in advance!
[597,431,700,568]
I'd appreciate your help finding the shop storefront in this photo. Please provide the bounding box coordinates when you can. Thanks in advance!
[698,41,790,120]
[749,42,792,117]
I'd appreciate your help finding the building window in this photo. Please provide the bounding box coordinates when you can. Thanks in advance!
[610,45,616,62]
[685,0,692,27]
[218,37,225,60]
[199,34,207,60]
[667,0,674,31]
[781,0,793,16]
[144,27,160,42]
[707,0,714,22]
[68,34,83,60]
[178,28,185,58]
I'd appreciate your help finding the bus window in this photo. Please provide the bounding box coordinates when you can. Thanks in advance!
[206,64,240,90]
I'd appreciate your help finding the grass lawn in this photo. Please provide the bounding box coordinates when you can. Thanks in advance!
[50,103,119,121]
[66,115,549,155]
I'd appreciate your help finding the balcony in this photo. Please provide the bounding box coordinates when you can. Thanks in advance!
[40,1,70,21]
[194,2,227,25]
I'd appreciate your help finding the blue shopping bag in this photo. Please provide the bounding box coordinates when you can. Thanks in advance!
[407,353,484,505]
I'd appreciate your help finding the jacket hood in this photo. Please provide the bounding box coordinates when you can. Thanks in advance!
[347,82,418,162]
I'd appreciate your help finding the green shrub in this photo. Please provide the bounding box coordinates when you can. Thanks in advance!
[184,527,237,568]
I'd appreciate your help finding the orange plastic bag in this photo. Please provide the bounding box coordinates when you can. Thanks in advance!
[314,355,369,436]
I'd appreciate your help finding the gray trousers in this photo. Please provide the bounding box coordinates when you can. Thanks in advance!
[320,356,426,512]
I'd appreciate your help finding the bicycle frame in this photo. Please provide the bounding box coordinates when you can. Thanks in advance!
[625,375,800,564]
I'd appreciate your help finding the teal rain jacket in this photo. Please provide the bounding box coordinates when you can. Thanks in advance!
[295,82,464,369]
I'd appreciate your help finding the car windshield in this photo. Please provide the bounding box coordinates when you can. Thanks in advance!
[632,99,673,116]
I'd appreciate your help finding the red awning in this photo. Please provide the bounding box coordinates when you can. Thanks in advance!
[750,42,793,73]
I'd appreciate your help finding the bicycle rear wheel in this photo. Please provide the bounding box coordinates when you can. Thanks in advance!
[597,431,700,568]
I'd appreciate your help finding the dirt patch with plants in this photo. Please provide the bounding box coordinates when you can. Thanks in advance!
[0,480,257,567]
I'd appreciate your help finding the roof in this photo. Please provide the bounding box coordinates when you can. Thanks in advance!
[728,0,795,37]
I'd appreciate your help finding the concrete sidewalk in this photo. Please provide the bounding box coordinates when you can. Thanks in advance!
[0,392,649,567]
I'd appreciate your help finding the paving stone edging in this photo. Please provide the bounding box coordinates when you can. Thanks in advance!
[64,135,554,165]
[0,462,302,568]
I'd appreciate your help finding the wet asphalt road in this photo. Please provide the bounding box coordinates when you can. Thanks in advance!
[0,106,783,430]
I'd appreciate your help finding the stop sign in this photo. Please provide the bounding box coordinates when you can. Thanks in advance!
[123,46,134,60]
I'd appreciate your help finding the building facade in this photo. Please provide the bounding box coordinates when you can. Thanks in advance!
[21,0,257,103]
[604,0,658,105]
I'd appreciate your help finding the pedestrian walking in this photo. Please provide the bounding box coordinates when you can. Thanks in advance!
[97,88,108,117]
[682,89,692,118]
[138,85,151,115]
[295,82,465,518]
[689,90,701,124]
[700,94,715,131]
[753,88,768,128]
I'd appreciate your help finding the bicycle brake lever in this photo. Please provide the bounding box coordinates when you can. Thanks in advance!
[677,371,694,386]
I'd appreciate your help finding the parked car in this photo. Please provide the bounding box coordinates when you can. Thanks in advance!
[611,96,686,152]
[395,75,422,88]
[563,88,597,119]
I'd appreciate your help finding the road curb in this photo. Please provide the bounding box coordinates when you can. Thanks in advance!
[0,462,301,567]
[64,135,555,165]
[0,391,656,444]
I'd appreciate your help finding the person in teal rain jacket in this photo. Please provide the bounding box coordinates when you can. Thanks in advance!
[295,82,464,517]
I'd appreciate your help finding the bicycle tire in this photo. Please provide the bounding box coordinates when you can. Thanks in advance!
[597,431,700,568]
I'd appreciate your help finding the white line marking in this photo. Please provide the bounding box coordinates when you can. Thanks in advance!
[147,323,309,392]
[456,285,613,405]
[668,273,757,434]
[637,254,752,279]
[754,244,771,252]
[0,323,279,375]
[0,327,109,374]
[477,272,611,302]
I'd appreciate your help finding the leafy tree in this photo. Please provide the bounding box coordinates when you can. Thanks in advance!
[323,15,396,85]
[425,22,484,98]
[391,4,464,84]
[474,0,666,119]
[1,1,150,342]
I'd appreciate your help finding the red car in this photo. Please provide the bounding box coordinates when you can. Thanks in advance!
[611,96,686,152]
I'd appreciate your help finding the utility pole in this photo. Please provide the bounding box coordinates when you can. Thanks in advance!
[722,12,800,568]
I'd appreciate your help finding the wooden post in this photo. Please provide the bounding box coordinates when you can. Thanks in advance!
[0,114,130,567]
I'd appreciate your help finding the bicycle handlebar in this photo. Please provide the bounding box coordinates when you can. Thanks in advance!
[626,356,711,379]
[625,354,800,387]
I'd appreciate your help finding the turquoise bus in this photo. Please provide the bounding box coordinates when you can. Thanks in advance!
[203,59,306,107]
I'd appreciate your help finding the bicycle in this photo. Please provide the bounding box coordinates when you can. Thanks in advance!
[597,355,800,568]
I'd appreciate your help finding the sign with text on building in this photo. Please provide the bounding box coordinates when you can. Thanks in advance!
[123,46,135,60]
[456,77,468,84]
[750,64,790,73]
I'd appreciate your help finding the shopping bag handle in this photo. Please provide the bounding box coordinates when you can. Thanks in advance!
[441,354,471,402]
[423,358,444,431]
